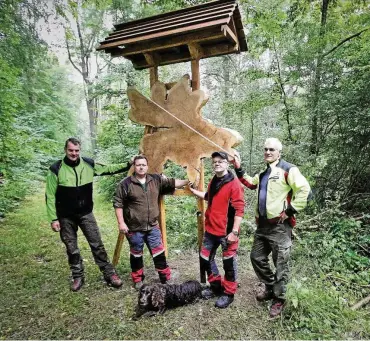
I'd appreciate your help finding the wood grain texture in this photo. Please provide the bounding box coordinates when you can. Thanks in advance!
[127,75,243,183]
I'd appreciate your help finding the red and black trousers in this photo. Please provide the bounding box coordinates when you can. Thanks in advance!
[126,226,170,284]
[200,231,239,295]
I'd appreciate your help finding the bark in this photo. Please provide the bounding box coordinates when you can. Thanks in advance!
[272,38,293,141]
[310,0,330,156]
[351,295,370,310]
[65,2,103,152]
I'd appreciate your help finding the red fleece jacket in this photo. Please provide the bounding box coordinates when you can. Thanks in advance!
[204,177,245,236]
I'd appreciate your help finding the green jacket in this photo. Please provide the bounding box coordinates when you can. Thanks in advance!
[46,156,130,222]
[235,159,311,226]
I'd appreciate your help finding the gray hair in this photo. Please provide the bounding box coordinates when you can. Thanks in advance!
[264,138,282,151]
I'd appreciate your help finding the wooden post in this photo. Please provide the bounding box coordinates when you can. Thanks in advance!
[191,59,206,283]
[112,66,159,266]
[112,233,125,266]
[149,66,169,257]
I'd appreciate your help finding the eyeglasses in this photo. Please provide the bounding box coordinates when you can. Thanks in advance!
[264,148,276,152]
[213,160,227,165]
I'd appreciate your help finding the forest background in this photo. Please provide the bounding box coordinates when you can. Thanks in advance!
[0,0,369,339]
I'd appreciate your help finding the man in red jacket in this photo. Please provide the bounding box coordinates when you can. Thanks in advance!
[190,151,244,309]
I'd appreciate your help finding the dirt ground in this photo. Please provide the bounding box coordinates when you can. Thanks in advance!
[126,248,274,340]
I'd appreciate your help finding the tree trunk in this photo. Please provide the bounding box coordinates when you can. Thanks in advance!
[310,0,330,156]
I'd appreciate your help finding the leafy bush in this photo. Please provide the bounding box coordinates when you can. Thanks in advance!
[277,278,370,339]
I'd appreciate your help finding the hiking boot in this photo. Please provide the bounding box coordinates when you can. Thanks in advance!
[201,287,216,300]
[256,288,274,301]
[71,277,84,292]
[269,300,284,318]
[134,281,143,291]
[106,273,122,288]
[215,294,234,309]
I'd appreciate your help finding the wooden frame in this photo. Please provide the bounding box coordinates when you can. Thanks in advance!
[106,0,247,283]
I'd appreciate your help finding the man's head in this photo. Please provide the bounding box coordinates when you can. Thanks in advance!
[133,155,148,178]
[64,137,81,162]
[211,151,229,177]
[263,138,282,164]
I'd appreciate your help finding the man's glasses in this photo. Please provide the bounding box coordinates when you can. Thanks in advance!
[264,148,276,152]
[213,160,227,165]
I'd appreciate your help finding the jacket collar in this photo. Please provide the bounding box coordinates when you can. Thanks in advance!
[131,174,154,184]
[208,170,235,206]
[267,159,280,169]
[63,156,80,167]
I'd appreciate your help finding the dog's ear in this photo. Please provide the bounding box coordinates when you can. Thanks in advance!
[151,285,165,308]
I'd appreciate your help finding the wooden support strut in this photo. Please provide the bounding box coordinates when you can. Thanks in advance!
[112,66,159,267]
[191,59,206,283]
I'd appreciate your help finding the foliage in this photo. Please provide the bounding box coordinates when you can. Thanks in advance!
[277,278,370,339]
[0,0,80,214]
[1,0,369,338]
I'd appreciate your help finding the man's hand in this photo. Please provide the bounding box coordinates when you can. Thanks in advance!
[226,232,239,244]
[118,221,129,234]
[231,150,241,169]
[189,186,206,199]
[279,211,289,223]
[51,220,60,232]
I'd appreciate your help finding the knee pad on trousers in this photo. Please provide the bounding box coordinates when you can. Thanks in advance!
[153,251,167,269]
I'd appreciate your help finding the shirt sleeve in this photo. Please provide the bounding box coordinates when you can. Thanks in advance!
[158,175,176,195]
[230,181,245,217]
[113,180,127,208]
[235,167,259,190]
[94,162,131,176]
[286,167,311,214]
[45,171,58,222]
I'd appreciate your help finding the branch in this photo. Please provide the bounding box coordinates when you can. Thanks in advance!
[351,295,370,310]
[323,28,369,58]
[66,37,82,75]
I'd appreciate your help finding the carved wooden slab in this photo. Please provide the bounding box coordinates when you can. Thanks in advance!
[127,75,243,182]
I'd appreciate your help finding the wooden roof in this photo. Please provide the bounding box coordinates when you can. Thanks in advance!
[96,0,247,70]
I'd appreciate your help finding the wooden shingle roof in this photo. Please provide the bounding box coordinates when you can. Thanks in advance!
[96,0,247,69]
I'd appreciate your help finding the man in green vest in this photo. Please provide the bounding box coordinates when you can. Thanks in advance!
[46,137,131,291]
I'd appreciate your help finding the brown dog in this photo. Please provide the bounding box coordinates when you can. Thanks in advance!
[135,280,202,318]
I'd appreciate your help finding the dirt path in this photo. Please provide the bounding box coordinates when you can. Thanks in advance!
[129,249,273,340]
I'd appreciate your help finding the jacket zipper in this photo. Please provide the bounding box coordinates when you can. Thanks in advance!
[73,168,78,186]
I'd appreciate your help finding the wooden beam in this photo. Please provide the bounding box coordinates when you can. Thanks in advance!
[113,1,235,31]
[190,58,206,283]
[108,28,224,57]
[221,24,239,47]
[173,187,193,196]
[149,66,158,88]
[131,41,238,69]
[158,195,168,257]
[191,59,200,91]
[188,42,204,60]
[97,18,229,50]
[144,52,160,67]
[100,14,231,48]
[112,233,125,267]
[108,5,235,39]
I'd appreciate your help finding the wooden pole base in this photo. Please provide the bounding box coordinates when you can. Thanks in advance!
[112,232,125,267]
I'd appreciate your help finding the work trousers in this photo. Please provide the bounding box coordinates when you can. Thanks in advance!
[126,226,170,283]
[59,212,115,279]
[250,218,292,300]
[200,231,239,295]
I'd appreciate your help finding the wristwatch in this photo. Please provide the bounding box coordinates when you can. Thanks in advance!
[232,230,239,236]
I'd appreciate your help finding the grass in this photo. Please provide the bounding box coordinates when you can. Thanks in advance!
[0,186,369,339]
[0,187,270,340]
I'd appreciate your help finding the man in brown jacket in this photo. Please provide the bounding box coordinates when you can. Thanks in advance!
[113,155,189,289]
